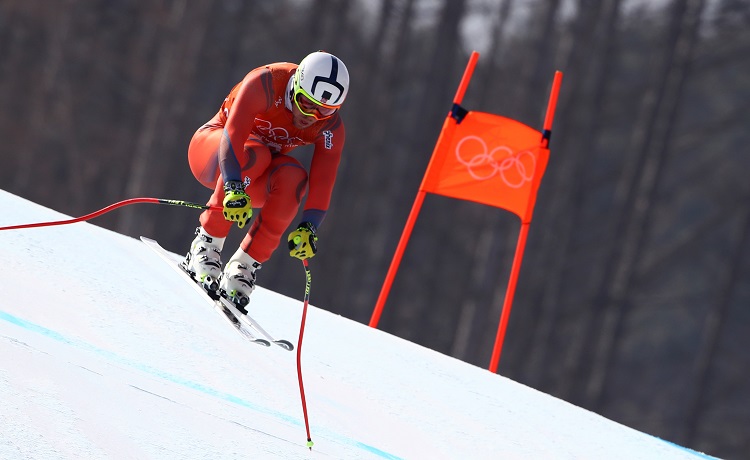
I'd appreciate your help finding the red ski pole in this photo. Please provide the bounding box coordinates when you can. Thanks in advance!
[297,259,314,450]
[0,197,221,231]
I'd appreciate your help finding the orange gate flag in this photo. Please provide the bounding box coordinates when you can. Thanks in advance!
[420,112,549,224]
[369,50,562,373]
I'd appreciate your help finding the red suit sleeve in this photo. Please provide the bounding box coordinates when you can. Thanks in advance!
[219,68,274,182]
[302,117,346,230]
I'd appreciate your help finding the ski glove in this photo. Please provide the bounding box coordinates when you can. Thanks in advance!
[222,180,252,228]
[288,222,318,260]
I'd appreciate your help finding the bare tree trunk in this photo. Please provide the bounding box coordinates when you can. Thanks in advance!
[580,0,707,409]
[471,0,561,372]
[150,0,213,245]
[510,0,561,119]
[56,68,85,212]
[473,0,514,106]
[330,0,416,320]
[117,0,187,236]
[522,0,618,390]
[359,0,395,113]
[117,0,216,235]
[13,1,72,194]
[410,0,468,348]
[306,0,352,53]
[681,206,750,445]
[450,0,516,360]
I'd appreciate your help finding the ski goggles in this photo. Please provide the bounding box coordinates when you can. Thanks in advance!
[293,88,338,120]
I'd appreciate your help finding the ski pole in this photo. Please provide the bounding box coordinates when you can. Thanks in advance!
[0,198,221,231]
[296,259,314,450]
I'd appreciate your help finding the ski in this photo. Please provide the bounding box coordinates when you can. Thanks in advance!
[140,236,293,351]
[207,287,273,348]
[216,290,295,351]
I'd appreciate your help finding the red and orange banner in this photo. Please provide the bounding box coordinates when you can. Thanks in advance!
[370,50,562,374]
[420,112,549,224]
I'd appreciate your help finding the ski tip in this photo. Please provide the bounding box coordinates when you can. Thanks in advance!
[254,339,272,347]
[274,340,295,351]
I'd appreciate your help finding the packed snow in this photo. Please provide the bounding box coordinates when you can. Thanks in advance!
[0,190,718,459]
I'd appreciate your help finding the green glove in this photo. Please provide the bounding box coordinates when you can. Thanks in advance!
[222,180,252,228]
[287,222,318,260]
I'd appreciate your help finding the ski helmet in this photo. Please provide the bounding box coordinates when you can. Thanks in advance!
[293,51,349,110]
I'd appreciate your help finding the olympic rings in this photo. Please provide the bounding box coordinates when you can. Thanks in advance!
[454,135,536,189]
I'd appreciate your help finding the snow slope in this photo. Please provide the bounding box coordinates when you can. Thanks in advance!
[0,190,718,459]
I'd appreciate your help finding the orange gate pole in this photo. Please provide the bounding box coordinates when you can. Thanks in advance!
[370,51,480,328]
[488,70,563,372]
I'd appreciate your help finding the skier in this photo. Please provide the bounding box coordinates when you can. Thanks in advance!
[183,51,349,311]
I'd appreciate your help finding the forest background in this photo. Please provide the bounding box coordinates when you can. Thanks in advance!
[1,0,748,458]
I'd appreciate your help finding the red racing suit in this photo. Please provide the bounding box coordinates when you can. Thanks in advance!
[187,62,345,263]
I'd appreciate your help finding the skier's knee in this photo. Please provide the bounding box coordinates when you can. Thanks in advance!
[270,163,308,201]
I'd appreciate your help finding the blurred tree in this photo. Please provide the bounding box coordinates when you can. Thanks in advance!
[2,1,749,457]
[521,0,620,394]
[118,0,213,237]
[578,0,707,410]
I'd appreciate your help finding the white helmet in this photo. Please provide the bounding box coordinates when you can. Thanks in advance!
[293,51,349,108]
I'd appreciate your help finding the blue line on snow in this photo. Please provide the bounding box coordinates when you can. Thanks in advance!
[657,438,720,460]
[0,310,402,460]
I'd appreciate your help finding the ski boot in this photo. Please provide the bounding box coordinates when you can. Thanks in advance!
[182,227,225,293]
[219,248,261,314]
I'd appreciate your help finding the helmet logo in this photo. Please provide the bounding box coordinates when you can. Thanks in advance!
[311,56,344,104]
